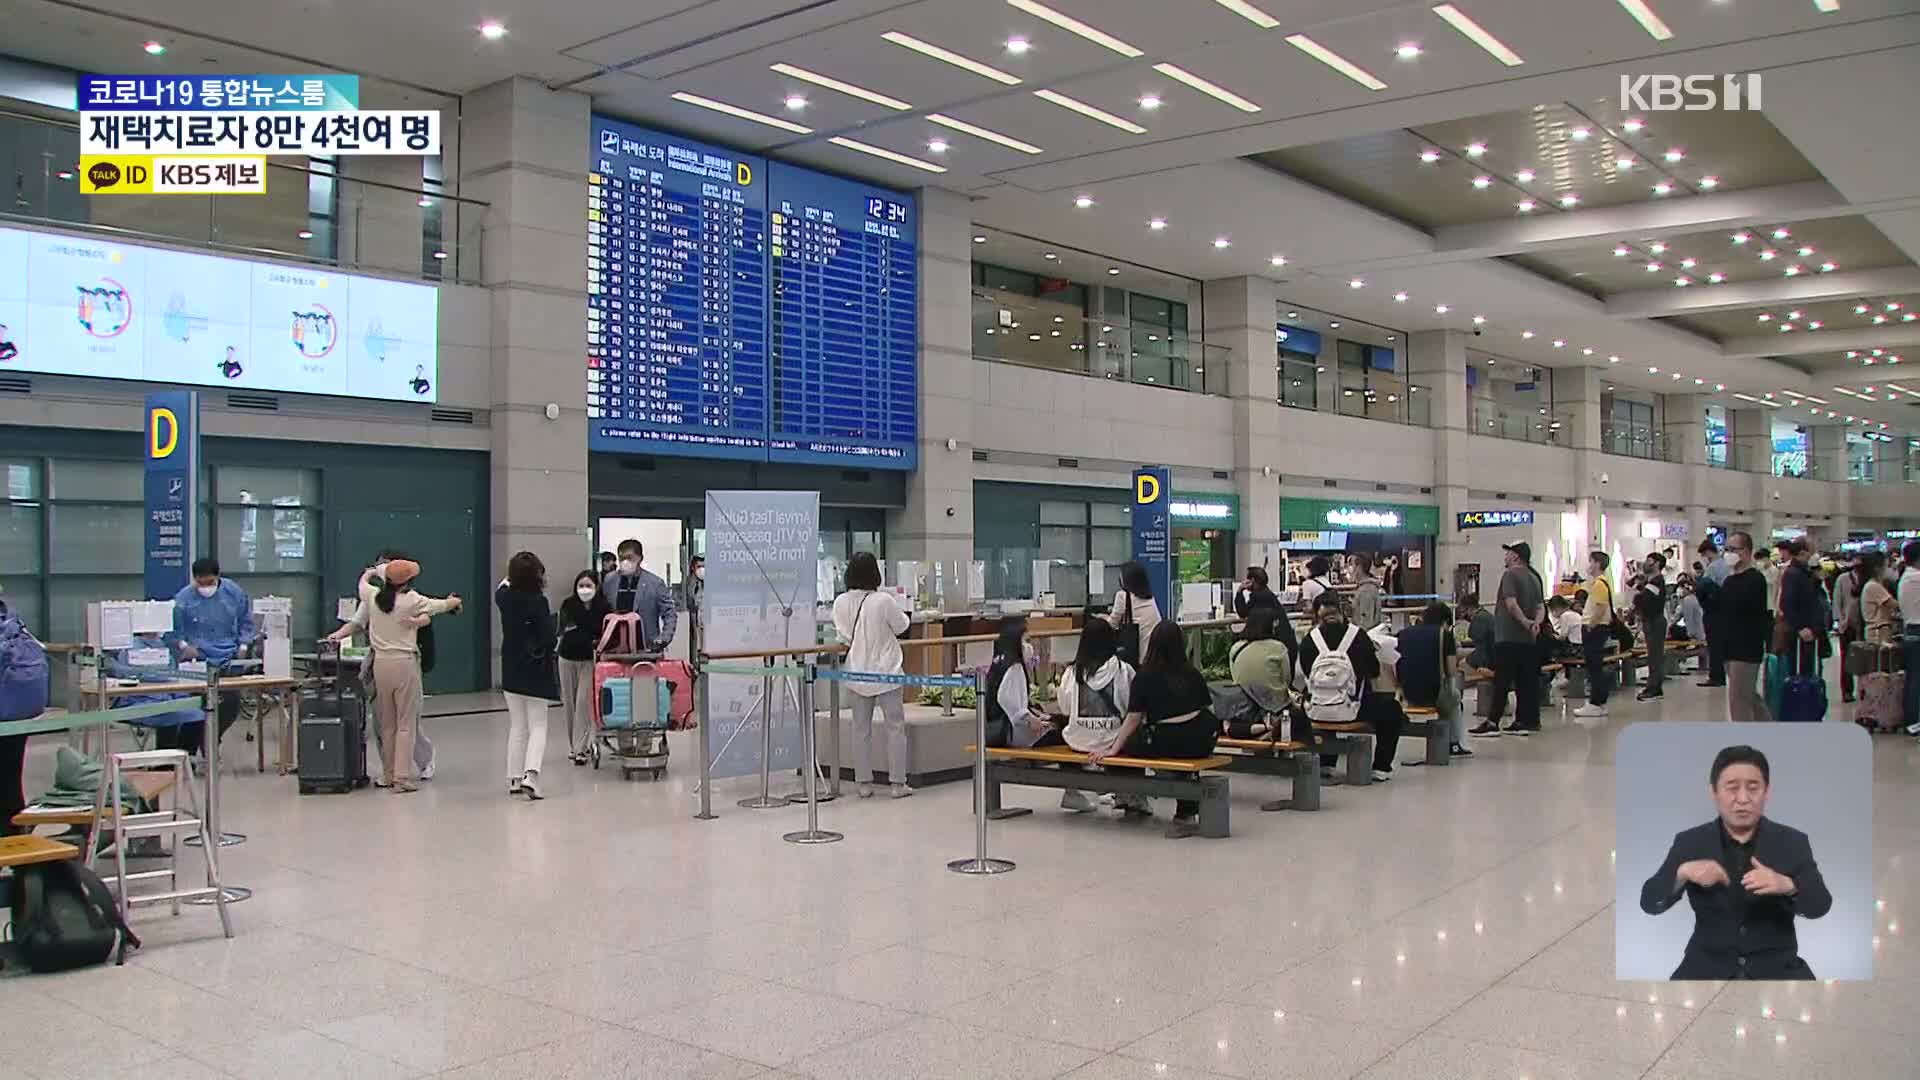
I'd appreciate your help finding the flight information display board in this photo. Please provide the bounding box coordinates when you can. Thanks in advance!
[585,115,916,469]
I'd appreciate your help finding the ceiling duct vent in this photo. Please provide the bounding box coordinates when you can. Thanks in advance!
[226,392,279,411]
[0,374,30,395]
[971,450,989,462]
[1057,457,1079,469]
[430,408,476,424]
[1322,478,1338,488]
[1211,470,1230,480]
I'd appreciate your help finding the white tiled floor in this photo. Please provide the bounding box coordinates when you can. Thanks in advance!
[3,676,1916,1079]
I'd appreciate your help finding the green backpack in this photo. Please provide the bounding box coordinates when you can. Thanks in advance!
[7,859,140,971]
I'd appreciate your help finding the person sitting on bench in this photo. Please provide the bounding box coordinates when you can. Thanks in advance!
[1226,606,1295,739]
[1398,602,1468,758]
[1090,621,1221,839]
[985,618,1055,750]
[1299,591,1405,782]
[1047,618,1137,815]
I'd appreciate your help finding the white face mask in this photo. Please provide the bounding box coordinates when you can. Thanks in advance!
[195,583,218,599]
[576,586,597,602]
[618,559,639,575]
[694,567,704,580]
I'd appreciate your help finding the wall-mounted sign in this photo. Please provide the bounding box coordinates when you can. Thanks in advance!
[1281,530,1349,550]
[1886,529,1920,540]
[1458,509,1535,529]
[1661,521,1691,540]
[1168,492,1240,529]
[1132,467,1172,614]
[1281,498,1439,535]
[1639,519,1663,540]
[1275,324,1322,356]
[1328,507,1400,528]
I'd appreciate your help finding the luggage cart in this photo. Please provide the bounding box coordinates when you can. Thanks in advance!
[589,652,672,780]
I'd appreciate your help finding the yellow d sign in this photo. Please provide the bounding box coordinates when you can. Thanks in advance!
[1135,472,1161,505]
[737,162,753,186]
[149,408,178,460]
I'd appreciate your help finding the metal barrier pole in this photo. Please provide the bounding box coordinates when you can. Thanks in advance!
[826,659,843,798]
[695,660,715,820]
[948,667,1014,876]
[783,664,842,845]
[738,655,786,809]
[186,665,250,903]
[941,641,955,717]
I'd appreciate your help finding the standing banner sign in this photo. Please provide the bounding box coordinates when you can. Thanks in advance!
[143,390,200,600]
[703,490,819,780]
[1131,467,1172,617]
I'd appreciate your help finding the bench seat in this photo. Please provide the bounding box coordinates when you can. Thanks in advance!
[967,746,1233,837]
[0,834,80,869]
[12,773,176,829]
[1213,737,1321,810]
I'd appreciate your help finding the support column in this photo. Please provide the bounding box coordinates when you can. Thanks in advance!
[1808,424,1846,484]
[1666,393,1706,467]
[336,156,427,276]
[1203,276,1280,576]
[888,187,974,569]
[1556,366,1604,453]
[1728,408,1770,475]
[1410,330,1469,598]
[1873,435,1906,487]
[460,78,592,640]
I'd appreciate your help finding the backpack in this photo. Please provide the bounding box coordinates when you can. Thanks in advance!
[0,602,49,722]
[1305,625,1362,724]
[7,859,141,971]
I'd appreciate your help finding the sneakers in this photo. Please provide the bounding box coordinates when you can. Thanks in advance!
[1469,722,1502,738]
[1370,769,1392,782]
[1114,793,1153,817]
[1698,679,1726,688]
[857,782,874,799]
[1165,817,1200,839]
[1572,704,1608,718]
[521,770,544,800]
[1905,721,1920,737]
[419,759,436,782]
[1059,789,1095,813]
[508,776,522,796]
[1449,742,1474,757]
[393,782,419,794]
[889,783,914,799]
[1504,725,1535,737]
[1636,689,1664,702]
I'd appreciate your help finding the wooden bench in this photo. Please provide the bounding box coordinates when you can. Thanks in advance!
[1213,737,1320,811]
[1469,662,1563,718]
[0,834,81,869]
[1310,720,1375,785]
[1400,705,1449,766]
[1557,651,1629,697]
[12,772,177,834]
[970,745,1234,838]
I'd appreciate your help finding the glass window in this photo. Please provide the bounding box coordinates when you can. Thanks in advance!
[1038,526,1086,563]
[217,467,320,506]
[1038,501,1085,526]
[48,460,141,502]
[1090,503,1131,527]
[3,460,40,500]
[49,575,143,643]
[217,506,318,572]
[227,574,323,644]
[1279,352,1317,411]
[1090,527,1131,567]
[0,503,41,573]
[49,506,145,572]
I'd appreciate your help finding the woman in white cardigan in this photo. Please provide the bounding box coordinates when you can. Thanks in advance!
[832,552,913,797]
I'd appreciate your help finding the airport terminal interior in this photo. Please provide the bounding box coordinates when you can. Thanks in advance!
[2,0,1919,1077]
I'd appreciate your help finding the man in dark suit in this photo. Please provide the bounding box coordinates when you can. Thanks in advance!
[1639,744,1832,979]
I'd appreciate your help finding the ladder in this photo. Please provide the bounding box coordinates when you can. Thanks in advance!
[83,749,232,938]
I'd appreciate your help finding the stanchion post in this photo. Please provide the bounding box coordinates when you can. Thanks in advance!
[783,664,842,845]
[826,656,843,798]
[947,667,1014,876]
[695,658,715,820]
[738,655,786,809]
[186,663,250,904]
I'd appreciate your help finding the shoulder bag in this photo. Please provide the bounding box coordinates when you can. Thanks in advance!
[1114,592,1142,665]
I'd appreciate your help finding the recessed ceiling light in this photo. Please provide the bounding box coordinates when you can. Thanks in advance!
[1471,175,1492,189]
[1072,194,1096,209]
[1646,262,1662,272]
[1287,312,1299,318]
[882,31,1022,84]
[432,250,448,260]
[1211,0,1282,28]
[671,92,814,133]
[1649,242,1668,254]
[1152,63,1261,112]
[1033,90,1147,133]
[927,113,1044,154]
[1584,347,1596,356]
[1788,310,1802,320]
[1698,176,1720,190]
[1431,3,1525,65]
[1820,262,1838,273]
[1613,245,1631,257]
[1715,383,1726,391]
[1552,339,1565,348]
[1675,277,1692,287]
[1270,255,1287,267]
[1678,257,1695,268]
[826,135,947,172]
[1107,267,1120,275]
[1874,314,1888,324]
[1652,182,1673,195]
[1043,251,1059,260]
[1617,0,1675,40]
[1138,93,1163,111]
[417,195,433,207]
[972,234,987,243]
[1396,43,1424,59]
[142,40,166,56]
[1708,272,1725,283]
[769,64,913,111]
[1465,142,1487,156]
[1349,278,1366,289]
[1513,168,1536,183]
[1007,0,1142,55]
[1473,315,1490,325]
[55,169,73,180]
[1004,36,1031,54]
[297,229,314,240]
[1516,199,1536,212]
[1663,148,1686,162]
[1329,321,1342,328]
[1731,232,1751,245]
[1393,291,1408,302]
[1814,0,1839,12]
[1808,320,1823,329]
[1773,228,1791,240]
[927,138,950,153]
[1758,313,1773,322]
[1694,377,1706,385]
[1796,246,1814,257]
[1148,217,1168,231]
[1609,354,1621,363]
[1784,265,1803,276]
[1286,33,1387,90]
[1560,194,1579,207]
[1213,237,1232,249]
[1616,158,1635,171]
[783,94,808,111]
[1434,303,1450,313]
[1419,149,1441,163]
[1759,249,1777,261]
[1906,313,1918,322]
[478,21,507,40]
[1570,126,1591,141]
[1891,302,1905,311]
[1649,365,1659,373]
[1622,117,1646,132]
[1522,330,1536,339]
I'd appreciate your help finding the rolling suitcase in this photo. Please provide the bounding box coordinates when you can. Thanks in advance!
[1777,640,1828,724]
[1855,642,1905,733]
[298,641,369,794]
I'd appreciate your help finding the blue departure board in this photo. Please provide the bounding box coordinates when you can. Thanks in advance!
[587,117,768,460]
[585,116,917,470]
[768,162,918,469]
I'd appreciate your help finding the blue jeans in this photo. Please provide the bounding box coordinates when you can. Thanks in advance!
[1903,627,1920,729]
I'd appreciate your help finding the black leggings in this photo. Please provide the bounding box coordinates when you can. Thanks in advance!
[1121,719,1218,819]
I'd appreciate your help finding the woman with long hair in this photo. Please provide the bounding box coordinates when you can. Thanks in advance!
[496,551,560,799]
[1096,621,1220,837]
[1106,560,1161,663]
[833,551,913,797]
[358,559,460,793]
[985,617,1052,749]
[558,568,612,765]
[1053,617,1137,814]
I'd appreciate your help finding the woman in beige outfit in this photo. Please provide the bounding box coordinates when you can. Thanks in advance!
[356,559,460,792]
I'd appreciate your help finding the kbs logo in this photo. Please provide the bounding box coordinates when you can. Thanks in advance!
[1619,73,1763,112]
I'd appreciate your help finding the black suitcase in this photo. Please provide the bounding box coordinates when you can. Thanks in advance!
[297,642,369,794]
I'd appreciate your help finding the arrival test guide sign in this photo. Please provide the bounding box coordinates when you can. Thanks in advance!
[702,491,819,780]
[1131,467,1172,619]
[144,390,200,601]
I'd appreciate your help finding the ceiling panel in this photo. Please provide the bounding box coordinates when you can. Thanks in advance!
[1665,292,1920,343]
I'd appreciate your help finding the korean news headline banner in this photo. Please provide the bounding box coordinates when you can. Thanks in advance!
[702,491,819,781]
[79,73,436,157]
[143,391,200,601]
[80,75,360,112]
[0,225,439,403]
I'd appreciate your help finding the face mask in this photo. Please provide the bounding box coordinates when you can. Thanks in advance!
[577,586,596,602]
[694,567,704,580]
[618,559,639,575]
[195,583,218,598]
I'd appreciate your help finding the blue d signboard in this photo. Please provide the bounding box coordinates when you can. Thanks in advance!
[143,390,199,601]
[1131,467,1172,614]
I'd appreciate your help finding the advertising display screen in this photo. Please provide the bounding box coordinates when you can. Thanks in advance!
[0,224,437,401]
[585,115,917,470]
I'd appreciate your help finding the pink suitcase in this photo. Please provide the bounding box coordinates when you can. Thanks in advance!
[1855,644,1905,733]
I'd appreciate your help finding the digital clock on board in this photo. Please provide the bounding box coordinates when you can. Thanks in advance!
[866,196,908,223]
